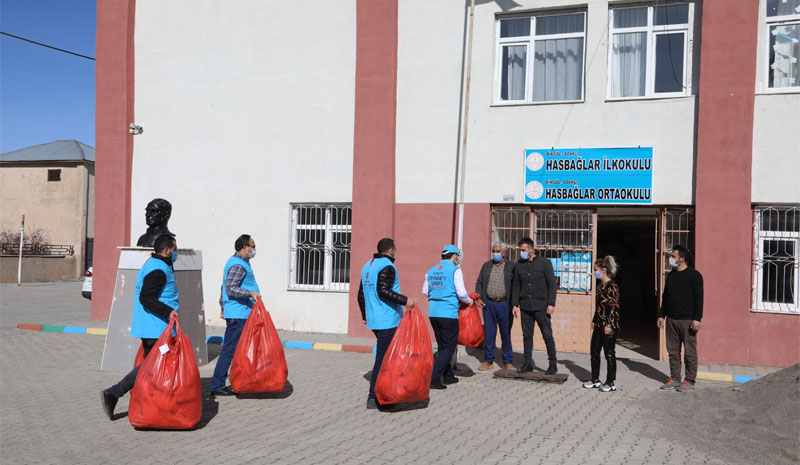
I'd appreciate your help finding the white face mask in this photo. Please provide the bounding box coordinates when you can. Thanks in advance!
[669,257,679,268]
[249,248,257,259]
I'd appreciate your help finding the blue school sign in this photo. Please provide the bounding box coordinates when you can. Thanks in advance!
[524,147,653,204]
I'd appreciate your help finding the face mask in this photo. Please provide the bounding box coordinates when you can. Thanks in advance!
[593,270,603,279]
[171,251,179,263]
[520,251,530,260]
[492,253,502,262]
[249,248,257,259]
[669,257,678,268]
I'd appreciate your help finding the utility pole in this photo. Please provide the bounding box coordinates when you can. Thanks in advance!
[17,215,25,286]
[456,0,476,250]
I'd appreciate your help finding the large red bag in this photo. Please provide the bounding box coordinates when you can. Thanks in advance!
[133,343,145,368]
[129,318,202,429]
[375,304,433,405]
[458,292,484,347]
[229,298,288,393]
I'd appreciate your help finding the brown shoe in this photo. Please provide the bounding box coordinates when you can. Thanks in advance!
[477,362,494,371]
[503,364,515,370]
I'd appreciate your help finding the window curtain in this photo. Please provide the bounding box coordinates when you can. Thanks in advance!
[611,32,646,97]
[501,45,527,100]
[533,38,584,101]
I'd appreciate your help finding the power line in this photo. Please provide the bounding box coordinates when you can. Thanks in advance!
[0,31,95,61]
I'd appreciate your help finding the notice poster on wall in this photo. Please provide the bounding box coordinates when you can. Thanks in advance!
[524,147,653,204]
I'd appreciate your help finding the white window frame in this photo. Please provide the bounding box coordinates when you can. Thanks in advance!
[752,207,800,314]
[289,203,351,292]
[762,1,800,93]
[607,3,695,100]
[493,10,587,105]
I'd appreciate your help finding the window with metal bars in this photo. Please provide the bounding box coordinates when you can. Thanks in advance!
[753,206,799,313]
[491,206,594,293]
[289,204,351,291]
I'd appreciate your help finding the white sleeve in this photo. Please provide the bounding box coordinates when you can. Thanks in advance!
[454,269,472,305]
[422,273,429,296]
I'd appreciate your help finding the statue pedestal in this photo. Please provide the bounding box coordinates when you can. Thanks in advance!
[100,247,208,371]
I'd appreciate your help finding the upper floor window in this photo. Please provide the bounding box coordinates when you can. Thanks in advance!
[495,11,586,103]
[766,0,800,90]
[608,3,694,99]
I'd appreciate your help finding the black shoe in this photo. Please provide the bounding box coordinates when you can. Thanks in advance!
[366,398,378,409]
[545,364,558,375]
[517,363,534,374]
[443,376,459,385]
[211,386,236,396]
[430,381,447,390]
[101,389,118,420]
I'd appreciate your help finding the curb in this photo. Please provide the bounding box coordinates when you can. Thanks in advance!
[15,324,760,383]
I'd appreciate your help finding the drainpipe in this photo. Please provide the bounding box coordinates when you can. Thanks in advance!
[456,0,476,250]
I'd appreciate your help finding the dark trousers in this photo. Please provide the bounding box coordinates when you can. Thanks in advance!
[368,327,397,400]
[107,338,157,398]
[666,318,698,383]
[590,326,617,384]
[430,317,459,382]
[521,309,557,365]
[210,318,246,391]
[483,300,513,365]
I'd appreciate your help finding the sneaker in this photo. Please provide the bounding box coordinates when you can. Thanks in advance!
[101,389,118,420]
[599,383,616,392]
[366,398,378,409]
[676,380,695,392]
[582,380,601,389]
[477,362,494,371]
[660,378,681,390]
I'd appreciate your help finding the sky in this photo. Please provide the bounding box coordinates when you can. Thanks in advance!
[0,0,96,153]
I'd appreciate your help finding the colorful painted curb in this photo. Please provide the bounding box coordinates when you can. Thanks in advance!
[14,323,764,384]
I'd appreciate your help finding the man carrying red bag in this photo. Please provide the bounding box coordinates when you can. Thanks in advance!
[358,238,415,410]
[210,234,262,396]
[101,234,179,419]
[423,245,473,390]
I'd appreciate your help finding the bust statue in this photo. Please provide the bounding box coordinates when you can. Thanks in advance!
[136,198,175,247]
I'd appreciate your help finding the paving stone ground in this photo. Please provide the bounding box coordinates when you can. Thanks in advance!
[0,283,786,465]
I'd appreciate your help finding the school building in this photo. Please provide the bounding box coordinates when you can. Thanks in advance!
[92,0,799,367]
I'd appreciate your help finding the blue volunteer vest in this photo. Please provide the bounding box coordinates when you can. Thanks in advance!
[130,257,179,338]
[427,260,459,319]
[221,255,260,319]
[361,257,402,330]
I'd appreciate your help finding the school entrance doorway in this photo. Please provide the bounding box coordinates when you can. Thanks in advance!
[491,206,693,361]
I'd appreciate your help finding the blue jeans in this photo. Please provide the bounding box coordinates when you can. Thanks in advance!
[368,327,397,400]
[483,300,513,365]
[210,318,246,391]
[430,317,459,382]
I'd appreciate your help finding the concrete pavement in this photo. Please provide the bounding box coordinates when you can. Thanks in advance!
[0,282,784,465]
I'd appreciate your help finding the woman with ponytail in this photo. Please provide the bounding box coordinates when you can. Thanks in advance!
[583,255,620,392]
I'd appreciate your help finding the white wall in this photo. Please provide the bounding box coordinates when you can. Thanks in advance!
[132,0,356,332]
[396,0,699,205]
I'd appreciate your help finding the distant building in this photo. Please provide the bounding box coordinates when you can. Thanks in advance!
[0,140,95,280]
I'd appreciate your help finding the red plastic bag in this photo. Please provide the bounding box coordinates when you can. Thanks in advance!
[229,298,288,393]
[375,304,434,405]
[128,318,202,429]
[458,292,484,347]
[133,343,145,368]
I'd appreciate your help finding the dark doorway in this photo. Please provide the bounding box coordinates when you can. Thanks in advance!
[597,217,658,359]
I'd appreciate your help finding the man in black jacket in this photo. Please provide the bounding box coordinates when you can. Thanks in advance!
[657,245,703,391]
[357,238,414,409]
[511,237,558,375]
[475,242,515,371]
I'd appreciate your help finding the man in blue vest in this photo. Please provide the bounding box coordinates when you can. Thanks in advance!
[210,234,262,396]
[423,245,473,390]
[101,234,179,419]
[358,237,414,409]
